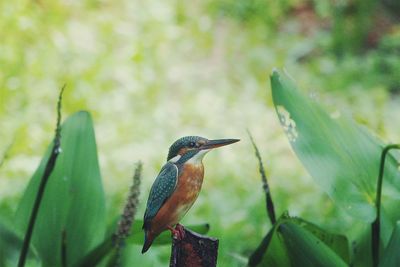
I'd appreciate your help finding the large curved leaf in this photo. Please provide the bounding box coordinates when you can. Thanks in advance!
[270,69,400,222]
[249,213,349,267]
[14,111,106,266]
[279,221,347,267]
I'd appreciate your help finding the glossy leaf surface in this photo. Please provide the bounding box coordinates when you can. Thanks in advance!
[15,111,106,266]
[271,70,400,222]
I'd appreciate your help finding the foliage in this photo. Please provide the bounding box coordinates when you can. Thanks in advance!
[0,1,399,267]
[15,111,106,266]
[249,213,349,267]
[271,70,400,222]
[247,70,400,267]
[1,106,210,266]
[379,221,400,267]
[209,0,298,28]
[330,0,377,55]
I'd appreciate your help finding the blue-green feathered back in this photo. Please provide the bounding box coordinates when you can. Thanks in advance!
[143,162,178,228]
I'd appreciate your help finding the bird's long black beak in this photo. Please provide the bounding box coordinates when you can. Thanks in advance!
[200,138,240,150]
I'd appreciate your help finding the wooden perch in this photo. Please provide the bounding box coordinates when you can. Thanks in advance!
[170,228,219,267]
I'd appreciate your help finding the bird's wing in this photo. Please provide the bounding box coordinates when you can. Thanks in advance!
[143,162,178,228]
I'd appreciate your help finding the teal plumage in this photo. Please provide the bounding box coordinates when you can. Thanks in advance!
[142,136,239,253]
[143,162,178,229]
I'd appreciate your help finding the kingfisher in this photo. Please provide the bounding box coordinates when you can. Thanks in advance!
[141,136,239,253]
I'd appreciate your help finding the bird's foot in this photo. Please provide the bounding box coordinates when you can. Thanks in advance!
[175,223,185,239]
[168,224,186,240]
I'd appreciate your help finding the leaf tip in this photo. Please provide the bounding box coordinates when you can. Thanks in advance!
[72,110,93,124]
[271,68,281,79]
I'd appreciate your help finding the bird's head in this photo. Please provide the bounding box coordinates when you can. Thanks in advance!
[167,136,239,164]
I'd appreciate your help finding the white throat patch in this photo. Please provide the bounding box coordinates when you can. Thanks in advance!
[187,149,210,165]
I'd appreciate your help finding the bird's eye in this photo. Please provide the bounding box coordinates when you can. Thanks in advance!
[189,142,196,148]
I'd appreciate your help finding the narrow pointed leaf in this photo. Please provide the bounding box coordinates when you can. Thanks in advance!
[248,226,275,267]
[14,111,106,266]
[262,228,291,267]
[270,69,400,222]
[248,130,276,225]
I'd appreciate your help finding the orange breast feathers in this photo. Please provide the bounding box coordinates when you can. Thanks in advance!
[148,163,204,235]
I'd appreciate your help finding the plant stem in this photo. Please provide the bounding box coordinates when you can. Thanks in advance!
[372,144,400,267]
[113,162,142,267]
[247,130,277,225]
[17,86,65,267]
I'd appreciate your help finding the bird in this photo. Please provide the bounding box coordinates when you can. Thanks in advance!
[141,136,239,253]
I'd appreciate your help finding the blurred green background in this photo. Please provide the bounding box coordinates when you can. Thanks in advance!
[1,0,400,266]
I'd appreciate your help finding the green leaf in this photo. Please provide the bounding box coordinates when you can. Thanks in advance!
[270,69,400,222]
[249,213,349,267]
[73,236,113,267]
[252,225,291,267]
[278,221,348,267]
[248,226,277,266]
[14,111,106,266]
[293,218,349,263]
[248,213,291,267]
[0,221,35,265]
[379,221,400,267]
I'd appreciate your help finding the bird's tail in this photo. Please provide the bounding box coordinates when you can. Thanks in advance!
[142,230,155,254]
